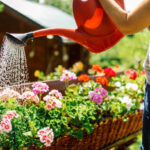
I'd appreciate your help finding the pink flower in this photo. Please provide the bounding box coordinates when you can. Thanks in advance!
[125,69,138,80]
[0,88,21,100]
[6,111,19,118]
[2,115,10,120]
[38,130,45,136]
[54,99,62,108]
[48,90,63,99]
[1,120,11,127]
[21,91,39,103]
[0,110,19,133]
[40,135,47,143]
[43,95,55,102]
[140,70,145,75]
[46,103,53,110]
[3,123,12,133]
[60,70,77,81]
[32,82,49,95]
[44,139,52,147]
[45,97,62,110]
[38,127,54,147]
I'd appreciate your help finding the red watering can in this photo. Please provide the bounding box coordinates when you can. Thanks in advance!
[6,0,125,53]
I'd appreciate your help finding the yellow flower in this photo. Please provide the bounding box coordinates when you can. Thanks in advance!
[34,70,40,77]
[73,61,84,73]
[58,65,65,72]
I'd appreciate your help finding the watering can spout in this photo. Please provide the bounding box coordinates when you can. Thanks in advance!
[6,28,88,48]
[6,32,33,45]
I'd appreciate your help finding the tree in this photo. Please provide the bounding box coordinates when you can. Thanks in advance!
[0,3,4,12]
[32,0,73,15]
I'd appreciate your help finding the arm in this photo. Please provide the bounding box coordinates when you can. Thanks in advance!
[99,0,150,35]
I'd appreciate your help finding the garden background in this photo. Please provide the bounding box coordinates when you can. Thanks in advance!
[0,0,150,149]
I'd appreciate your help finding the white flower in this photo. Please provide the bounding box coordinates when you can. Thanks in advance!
[116,86,125,92]
[21,91,39,103]
[0,88,21,100]
[48,90,63,99]
[118,96,133,110]
[115,81,121,87]
[126,83,138,91]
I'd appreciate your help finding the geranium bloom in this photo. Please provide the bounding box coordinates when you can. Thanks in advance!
[115,81,121,87]
[0,110,19,133]
[89,88,108,104]
[125,69,138,80]
[32,82,49,94]
[6,110,19,118]
[89,91,103,104]
[115,65,120,69]
[104,67,116,78]
[3,123,12,133]
[92,64,103,73]
[60,70,77,81]
[96,76,108,86]
[140,70,145,75]
[94,87,108,97]
[118,96,133,111]
[38,127,54,147]
[43,95,54,102]
[0,88,21,101]
[21,91,39,103]
[48,90,63,99]
[126,83,138,91]
[78,74,90,82]
[46,98,62,110]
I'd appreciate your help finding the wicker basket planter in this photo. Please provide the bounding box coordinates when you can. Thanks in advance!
[1,77,143,150]
[37,110,142,150]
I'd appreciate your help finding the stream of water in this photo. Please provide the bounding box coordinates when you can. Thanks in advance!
[0,36,29,90]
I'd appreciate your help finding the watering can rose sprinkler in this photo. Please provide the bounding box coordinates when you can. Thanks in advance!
[6,0,125,53]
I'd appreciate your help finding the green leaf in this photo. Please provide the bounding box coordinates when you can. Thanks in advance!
[68,112,76,119]
[83,123,94,134]
[122,116,129,122]
[70,129,83,140]
[61,117,67,124]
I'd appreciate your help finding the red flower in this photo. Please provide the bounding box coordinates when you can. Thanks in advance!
[104,67,116,78]
[125,69,138,80]
[115,65,120,69]
[96,76,108,86]
[140,70,145,75]
[78,74,90,82]
[92,64,103,73]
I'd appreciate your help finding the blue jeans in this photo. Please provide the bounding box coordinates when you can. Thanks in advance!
[140,81,150,150]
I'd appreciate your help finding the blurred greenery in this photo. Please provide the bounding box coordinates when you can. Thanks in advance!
[0,3,4,12]
[32,0,72,15]
[129,134,142,150]
[44,0,72,15]
[90,29,150,70]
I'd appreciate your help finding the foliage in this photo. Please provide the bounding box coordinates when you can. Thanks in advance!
[0,65,144,149]
[0,3,4,12]
[90,30,150,70]
[32,0,73,15]
[129,134,142,150]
